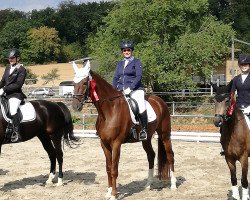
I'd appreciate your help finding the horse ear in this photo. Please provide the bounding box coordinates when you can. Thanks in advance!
[84,60,91,73]
[72,61,79,73]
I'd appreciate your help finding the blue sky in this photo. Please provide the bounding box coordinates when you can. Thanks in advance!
[0,0,108,12]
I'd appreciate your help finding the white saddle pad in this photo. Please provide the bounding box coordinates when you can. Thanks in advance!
[244,114,250,130]
[125,98,156,124]
[1,100,36,123]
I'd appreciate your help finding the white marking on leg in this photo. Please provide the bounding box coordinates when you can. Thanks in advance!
[231,185,240,200]
[56,177,63,186]
[242,187,249,200]
[46,172,55,185]
[170,170,177,190]
[145,168,154,189]
[110,195,117,200]
[105,187,112,199]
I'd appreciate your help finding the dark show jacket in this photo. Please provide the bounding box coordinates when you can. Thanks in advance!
[0,64,27,100]
[231,73,250,108]
[112,57,144,91]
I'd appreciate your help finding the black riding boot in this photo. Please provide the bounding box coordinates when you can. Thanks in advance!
[11,113,22,143]
[139,111,148,141]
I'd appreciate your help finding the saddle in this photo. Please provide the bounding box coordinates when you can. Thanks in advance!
[0,96,36,143]
[125,96,157,142]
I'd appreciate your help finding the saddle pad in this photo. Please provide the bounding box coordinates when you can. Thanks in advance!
[1,101,36,123]
[125,98,156,124]
[244,114,250,130]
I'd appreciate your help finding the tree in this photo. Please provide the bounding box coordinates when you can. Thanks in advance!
[0,19,31,50]
[88,0,235,91]
[41,68,60,85]
[25,67,38,85]
[24,26,61,64]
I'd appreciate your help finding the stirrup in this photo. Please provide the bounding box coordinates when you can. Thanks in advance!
[11,132,22,143]
[139,130,147,141]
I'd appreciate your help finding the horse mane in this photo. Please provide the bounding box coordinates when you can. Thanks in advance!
[90,70,121,96]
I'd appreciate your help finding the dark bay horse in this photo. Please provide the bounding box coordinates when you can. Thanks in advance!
[72,61,176,200]
[0,99,77,186]
[212,83,250,200]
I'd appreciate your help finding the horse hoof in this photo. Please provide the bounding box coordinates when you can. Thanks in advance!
[171,184,177,190]
[109,195,117,200]
[145,183,152,190]
[56,178,63,186]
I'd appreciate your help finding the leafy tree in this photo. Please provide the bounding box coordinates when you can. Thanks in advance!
[60,42,83,62]
[0,19,31,50]
[41,68,60,85]
[0,9,26,32]
[25,67,38,85]
[88,0,234,91]
[24,26,61,64]
[29,7,57,28]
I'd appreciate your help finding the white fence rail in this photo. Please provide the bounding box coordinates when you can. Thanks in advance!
[73,130,220,143]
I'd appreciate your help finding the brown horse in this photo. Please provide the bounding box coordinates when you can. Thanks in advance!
[212,83,250,200]
[0,99,77,186]
[72,61,176,200]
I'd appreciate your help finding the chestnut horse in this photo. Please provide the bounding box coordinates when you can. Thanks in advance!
[212,82,250,200]
[72,61,176,200]
[0,99,77,186]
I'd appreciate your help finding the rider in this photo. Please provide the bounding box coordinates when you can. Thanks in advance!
[231,54,250,113]
[0,48,27,142]
[112,41,148,141]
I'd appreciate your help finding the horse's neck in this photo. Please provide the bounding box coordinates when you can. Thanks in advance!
[91,71,120,100]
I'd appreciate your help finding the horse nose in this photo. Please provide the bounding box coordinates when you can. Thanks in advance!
[213,114,223,127]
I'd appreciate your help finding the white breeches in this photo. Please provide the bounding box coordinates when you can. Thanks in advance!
[8,98,21,115]
[130,89,146,113]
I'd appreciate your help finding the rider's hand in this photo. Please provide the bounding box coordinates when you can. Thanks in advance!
[124,88,131,95]
[0,88,4,96]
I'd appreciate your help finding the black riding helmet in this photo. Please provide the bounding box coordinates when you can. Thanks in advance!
[238,55,250,65]
[120,41,134,50]
[7,48,20,58]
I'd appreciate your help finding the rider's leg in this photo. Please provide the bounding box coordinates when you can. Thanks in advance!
[130,90,148,140]
[9,98,22,142]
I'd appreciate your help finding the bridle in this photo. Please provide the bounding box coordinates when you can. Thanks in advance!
[214,93,232,122]
[73,76,91,105]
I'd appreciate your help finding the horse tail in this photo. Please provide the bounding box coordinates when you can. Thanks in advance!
[56,102,79,147]
[157,137,171,180]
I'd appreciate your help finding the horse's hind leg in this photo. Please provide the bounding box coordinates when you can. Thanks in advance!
[240,153,249,200]
[52,137,64,186]
[142,140,155,189]
[158,133,176,189]
[225,157,240,200]
[38,134,57,185]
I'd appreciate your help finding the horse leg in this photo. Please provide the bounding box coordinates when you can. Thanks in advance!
[240,153,249,200]
[101,141,113,199]
[158,134,176,189]
[52,137,64,186]
[225,157,240,200]
[38,134,57,185]
[142,140,155,189]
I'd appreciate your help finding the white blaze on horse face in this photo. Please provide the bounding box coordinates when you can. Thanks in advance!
[72,60,91,83]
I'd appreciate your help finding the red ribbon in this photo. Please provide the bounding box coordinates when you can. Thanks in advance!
[89,79,99,101]
[227,92,235,116]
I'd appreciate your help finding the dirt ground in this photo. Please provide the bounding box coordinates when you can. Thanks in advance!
[0,136,248,200]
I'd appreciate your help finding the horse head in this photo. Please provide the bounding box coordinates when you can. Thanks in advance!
[211,80,233,127]
[72,60,91,111]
